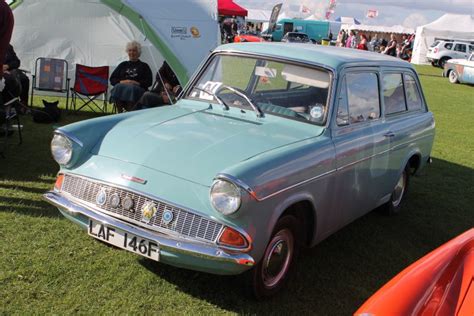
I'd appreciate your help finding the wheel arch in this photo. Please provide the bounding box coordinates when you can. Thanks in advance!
[269,192,318,248]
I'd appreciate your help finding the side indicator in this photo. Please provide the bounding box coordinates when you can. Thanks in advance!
[218,227,248,248]
[54,174,64,191]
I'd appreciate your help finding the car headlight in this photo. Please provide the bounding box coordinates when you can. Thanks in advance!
[210,179,242,215]
[51,133,73,165]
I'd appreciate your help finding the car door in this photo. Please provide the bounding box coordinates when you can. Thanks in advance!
[382,71,434,187]
[332,69,391,224]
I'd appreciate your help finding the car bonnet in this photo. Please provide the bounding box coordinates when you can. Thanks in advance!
[90,104,323,186]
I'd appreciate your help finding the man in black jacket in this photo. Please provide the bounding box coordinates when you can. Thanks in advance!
[4,45,29,107]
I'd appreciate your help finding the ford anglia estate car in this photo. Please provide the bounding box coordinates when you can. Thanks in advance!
[44,43,435,298]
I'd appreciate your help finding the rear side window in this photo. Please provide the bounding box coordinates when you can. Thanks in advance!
[404,74,423,111]
[444,43,453,50]
[383,74,406,115]
[346,73,380,123]
[454,44,466,52]
[469,45,474,54]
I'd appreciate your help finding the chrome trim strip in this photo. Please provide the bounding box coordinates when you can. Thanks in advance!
[59,173,252,252]
[55,129,83,147]
[43,191,255,267]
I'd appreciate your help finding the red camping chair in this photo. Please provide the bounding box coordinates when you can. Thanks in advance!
[70,64,109,113]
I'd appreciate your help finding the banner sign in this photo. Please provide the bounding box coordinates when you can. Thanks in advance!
[268,3,282,32]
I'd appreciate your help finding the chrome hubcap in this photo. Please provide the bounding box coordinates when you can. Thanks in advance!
[450,72,457,82]
[262,229,293,288]
[392,171,406,207]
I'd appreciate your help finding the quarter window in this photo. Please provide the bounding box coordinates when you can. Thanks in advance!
[404,74,423,111]
[383,73,406,115]
[444,43,453,50]
[336,78,349,125]
[346,73,380,123]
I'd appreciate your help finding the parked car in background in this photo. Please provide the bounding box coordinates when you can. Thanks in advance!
[427,40,474,68]
[443,53,474,84]
[281,32,311,43]
[234,32,264,43]
[44,43,435,299]
[355,229,474,316]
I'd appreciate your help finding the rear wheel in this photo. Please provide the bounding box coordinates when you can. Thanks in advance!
[382,163,410,215]
[439,57,450,68]
[247,215,300,299]
[449,70,459,84]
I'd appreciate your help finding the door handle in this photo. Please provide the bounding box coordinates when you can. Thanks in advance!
[384,131,395,138]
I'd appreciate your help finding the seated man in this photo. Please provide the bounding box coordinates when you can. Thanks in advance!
[135,61,182,110]
[4,44,30,108]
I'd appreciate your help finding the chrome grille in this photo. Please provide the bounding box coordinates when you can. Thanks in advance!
[61,174,223,243]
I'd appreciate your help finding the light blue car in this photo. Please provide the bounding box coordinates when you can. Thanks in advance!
[44,43,435,298]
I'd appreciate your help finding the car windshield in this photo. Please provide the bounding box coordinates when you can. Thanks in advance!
[185,54,331,125]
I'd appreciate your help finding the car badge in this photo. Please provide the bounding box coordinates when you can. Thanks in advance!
[162,209,174,225]
[141,202,157,224]
[109,193,121,208]
[122,196,134,212]
[96,188,107,206]
[121,174,147,185]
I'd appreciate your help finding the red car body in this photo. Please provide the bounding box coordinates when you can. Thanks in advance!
[355,229,474,316]
[234,34,263,43]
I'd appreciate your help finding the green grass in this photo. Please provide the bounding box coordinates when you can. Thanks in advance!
[1,65,473,314]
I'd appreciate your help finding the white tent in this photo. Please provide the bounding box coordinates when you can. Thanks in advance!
[246,9,272,23]
[411,14,474,65]
[11,0,219,85]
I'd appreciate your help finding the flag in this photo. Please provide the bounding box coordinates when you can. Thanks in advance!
[268,3,282,32]
[325,0,337,20]
[300,5,311,14]
[366,9,378,18]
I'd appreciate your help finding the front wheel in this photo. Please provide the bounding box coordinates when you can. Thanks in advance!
[247,215,300,299]
[449,70,459,84]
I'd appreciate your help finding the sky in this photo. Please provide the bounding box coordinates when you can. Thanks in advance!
[234,0,474,29]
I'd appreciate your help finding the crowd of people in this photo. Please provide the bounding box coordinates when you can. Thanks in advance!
[335,29,415,61]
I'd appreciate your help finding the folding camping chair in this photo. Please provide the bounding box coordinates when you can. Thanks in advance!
[30,58,70,110]
[70,64,109,113]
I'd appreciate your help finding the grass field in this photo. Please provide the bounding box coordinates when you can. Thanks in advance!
[1,65,473,314]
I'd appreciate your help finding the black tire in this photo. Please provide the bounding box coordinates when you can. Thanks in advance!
[382,163,410,215]
[431,61,437,67]
[448,70,459,84]
[246,215,301,299]
[439,57,450,68]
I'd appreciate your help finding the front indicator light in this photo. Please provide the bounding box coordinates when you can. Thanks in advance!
[54,174,64,191]
[218,227,248,248]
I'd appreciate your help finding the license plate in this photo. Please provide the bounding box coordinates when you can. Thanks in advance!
[88,219,160,261]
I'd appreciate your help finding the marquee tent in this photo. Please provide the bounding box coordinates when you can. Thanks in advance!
[246,9,271,23]
[218,0,247,17]
[10,0,219,85]
[411,14,474,65]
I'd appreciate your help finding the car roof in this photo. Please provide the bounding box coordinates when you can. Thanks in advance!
[215,43,413,72]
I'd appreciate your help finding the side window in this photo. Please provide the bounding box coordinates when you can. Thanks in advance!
[336,78,349,125]
[469,45,474,54]
[346,73,380,124]
[444,43,453,50]
[454,44,466,52]
[383,73,406,115]
[404,74,423,111]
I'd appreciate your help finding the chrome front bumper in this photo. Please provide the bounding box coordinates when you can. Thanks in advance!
[43,191,255,275]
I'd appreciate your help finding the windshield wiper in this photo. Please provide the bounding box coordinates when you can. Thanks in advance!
[220,85,264,118]
[190,86,229,110]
